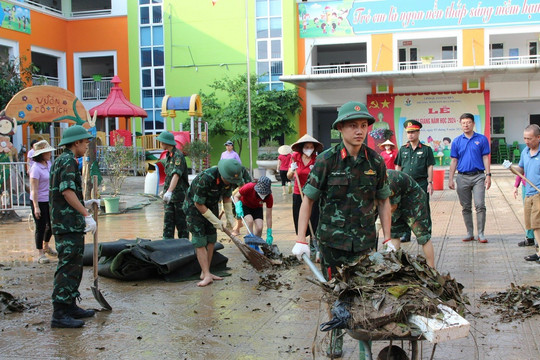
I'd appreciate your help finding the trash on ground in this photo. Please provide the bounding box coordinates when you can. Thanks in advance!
[479,283,540,322]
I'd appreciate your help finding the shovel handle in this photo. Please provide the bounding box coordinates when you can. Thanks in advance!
[92,176,99,280]
[294,174,319,252]
[302,253,327,283]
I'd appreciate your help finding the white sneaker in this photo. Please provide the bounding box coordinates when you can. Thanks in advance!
[38,255,50,264]
[44,247,57,256]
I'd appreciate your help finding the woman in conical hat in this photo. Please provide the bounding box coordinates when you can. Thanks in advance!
[287,134,323,261]
[378,139,397,170]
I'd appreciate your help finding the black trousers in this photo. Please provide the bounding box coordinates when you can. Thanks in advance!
[30,200,52,250]
[292,193,319,238]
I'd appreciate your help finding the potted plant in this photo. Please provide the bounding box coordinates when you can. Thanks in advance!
[183,139,212,174]
[102,136,137,213]
[256,146,280,181]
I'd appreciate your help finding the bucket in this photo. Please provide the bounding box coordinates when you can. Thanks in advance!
[433,169,445,191]
[103,197,120,214]
[144,168,159,195]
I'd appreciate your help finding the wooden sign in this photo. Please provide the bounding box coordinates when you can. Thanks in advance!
[4,86,88,125]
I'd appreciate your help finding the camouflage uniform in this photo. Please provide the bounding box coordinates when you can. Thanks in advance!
[394,142,435,201]
[183,167,234,247]
[49,148,85,304]
[303,142,391,271]
[162,147,189,239]
[387,170,431,244]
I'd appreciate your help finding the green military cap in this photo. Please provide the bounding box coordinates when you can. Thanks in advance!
[404,119,422,132]
[58,125,93,146]
[157,131,176,146]
[332,101,375,129]
[218,159,244,185]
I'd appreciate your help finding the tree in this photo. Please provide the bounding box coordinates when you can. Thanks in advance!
[191,73,301,156]
[0,56,36,110]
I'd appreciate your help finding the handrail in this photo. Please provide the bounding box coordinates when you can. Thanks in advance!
[489,55,540,65]
[398,59,458,70]
[311,63,368,74]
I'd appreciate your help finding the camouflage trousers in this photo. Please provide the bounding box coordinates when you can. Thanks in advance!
[163,201,189,239]
[391,192,432,245]
[319,243,372,281]
[52,232,84,304]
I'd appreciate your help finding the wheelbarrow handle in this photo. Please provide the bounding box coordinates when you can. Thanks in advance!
[302,253,327,283]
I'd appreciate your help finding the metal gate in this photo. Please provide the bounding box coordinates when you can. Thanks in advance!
[0,162,30,211]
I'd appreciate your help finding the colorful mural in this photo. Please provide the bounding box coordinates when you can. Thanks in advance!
[0,1,31,34]
[299,0,540,37]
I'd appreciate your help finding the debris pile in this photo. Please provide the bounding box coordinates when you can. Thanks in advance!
[315,250,469,335]
[480,283,540,322]
[1,290,28,314]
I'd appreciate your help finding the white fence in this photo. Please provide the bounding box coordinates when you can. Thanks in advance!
[0,162,30,212]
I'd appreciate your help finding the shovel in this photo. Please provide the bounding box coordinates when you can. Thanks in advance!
[91,176,112,311]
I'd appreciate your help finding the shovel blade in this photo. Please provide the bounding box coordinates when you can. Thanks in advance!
[91,281,112,311]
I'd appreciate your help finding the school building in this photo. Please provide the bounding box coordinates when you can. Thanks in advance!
[2,0,540,168]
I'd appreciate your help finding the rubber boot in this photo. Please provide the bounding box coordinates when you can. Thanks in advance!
[326,329,343,358]
[51,302,85,328]
[463,212,474,239]
[67,299,95,319]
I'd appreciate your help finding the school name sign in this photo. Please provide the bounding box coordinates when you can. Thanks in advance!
[298,0,540,38]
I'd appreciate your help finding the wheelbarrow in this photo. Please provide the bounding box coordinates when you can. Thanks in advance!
[301,254,470,360]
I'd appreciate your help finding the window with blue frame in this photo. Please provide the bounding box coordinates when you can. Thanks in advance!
[139,0,164,134]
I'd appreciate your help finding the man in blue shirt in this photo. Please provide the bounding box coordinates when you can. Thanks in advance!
[516,124,540,262]
[448,113,492,243]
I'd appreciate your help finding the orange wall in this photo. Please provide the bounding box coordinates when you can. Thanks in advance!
[0,11,129,95]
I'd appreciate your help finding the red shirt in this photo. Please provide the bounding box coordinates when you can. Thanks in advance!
[380,149,397,170]
[291,151,316,195]
[239,182,273,209]
[278,154,292,171]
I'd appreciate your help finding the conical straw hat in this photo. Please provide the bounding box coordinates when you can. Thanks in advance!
[291,134,323,153]
[278,145,292,155]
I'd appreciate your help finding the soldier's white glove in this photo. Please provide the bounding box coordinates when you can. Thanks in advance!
[163,191,172,204]
[290,162,298,171]
[383,239,396,252]
[84,215,97,234]
[84,199,101,209]
[223,202,235,229]
[292,241,310,261]
[202,209,224,230]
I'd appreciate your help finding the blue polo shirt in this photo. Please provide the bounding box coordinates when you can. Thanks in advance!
[450,132,490,173]
[518,147,540,196]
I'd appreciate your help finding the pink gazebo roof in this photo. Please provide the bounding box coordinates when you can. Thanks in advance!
[89,76,147,118]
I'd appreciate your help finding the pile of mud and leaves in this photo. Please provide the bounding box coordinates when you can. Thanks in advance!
[0,290,29,315]
[313,250,469,337]
[256,255,302,291]
[479,283,540,322]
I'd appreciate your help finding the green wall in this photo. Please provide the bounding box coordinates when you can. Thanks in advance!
[128,0,300,170]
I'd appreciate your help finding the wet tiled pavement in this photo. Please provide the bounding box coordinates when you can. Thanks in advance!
[1,167,539,359]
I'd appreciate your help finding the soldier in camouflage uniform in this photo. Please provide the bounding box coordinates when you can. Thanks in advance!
[49,125,99,328]
[385,170,435,268]
[292,101,392,358]
[157,131,189,239]
[183,159,244,287]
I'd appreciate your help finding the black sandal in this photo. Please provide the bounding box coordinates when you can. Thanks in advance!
[524,254,539,261]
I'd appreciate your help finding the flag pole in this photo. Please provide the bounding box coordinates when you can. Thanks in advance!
[245,0,253,179]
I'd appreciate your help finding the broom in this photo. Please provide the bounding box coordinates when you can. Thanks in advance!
[222,227,273,271]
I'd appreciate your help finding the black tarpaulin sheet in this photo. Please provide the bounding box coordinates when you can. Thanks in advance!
[83,238,229,282]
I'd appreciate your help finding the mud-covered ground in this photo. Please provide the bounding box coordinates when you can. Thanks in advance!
[1,171,539,359]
